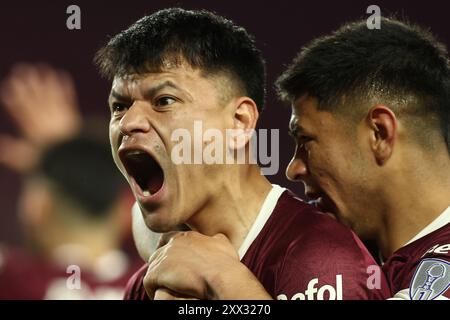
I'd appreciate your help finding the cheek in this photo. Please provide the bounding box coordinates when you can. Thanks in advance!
[307,147,334,178]
[108,131,120,163]
[108,141,127,179]
[309,148,349,190]
[111,152,122,172]
[109,122,120,148]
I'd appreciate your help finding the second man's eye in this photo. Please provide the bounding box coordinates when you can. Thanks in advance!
[155,96,177,107]
[297,136,313,149]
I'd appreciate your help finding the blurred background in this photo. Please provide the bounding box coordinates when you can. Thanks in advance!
[0,0,449,298]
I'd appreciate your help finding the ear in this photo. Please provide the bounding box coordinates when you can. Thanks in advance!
[233,97,259,130]
[229,97,259,150]
[366,105,397,165]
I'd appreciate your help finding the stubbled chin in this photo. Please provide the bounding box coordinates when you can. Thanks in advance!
[143,213,176,233]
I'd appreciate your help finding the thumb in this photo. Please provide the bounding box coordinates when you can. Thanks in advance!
[157,231,184,248]
[157,224,191,248]
[212,233,229,241]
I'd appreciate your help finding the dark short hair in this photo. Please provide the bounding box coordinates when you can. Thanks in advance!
[276,17,450,151]
[37,134,124,217]
[95,8,266,111]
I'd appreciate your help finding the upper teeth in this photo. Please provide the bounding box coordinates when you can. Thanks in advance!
[127,150,145,156]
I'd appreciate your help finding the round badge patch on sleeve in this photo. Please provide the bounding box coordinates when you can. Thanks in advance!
[409,258,450,300]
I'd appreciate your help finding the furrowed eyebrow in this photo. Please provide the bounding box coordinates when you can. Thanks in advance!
[143,80,192,101]
[288,118,310,139]
[108,80,190,104]
[109,90,130,103]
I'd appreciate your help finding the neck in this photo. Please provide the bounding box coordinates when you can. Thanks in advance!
[377,148,450,259]
[187,164,273,251]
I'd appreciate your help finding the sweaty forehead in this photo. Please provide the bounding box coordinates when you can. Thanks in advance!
[289,96,317,128]
[110,66,239,105]
[290,94,341,135]
[292,94,319,115]
[109,67,203,99]
[113,67,197,87]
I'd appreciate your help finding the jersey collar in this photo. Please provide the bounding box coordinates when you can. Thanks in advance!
[238,184,286,260]
[404,206,450,247]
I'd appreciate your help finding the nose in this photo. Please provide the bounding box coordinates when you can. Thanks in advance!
[118,103,151,136]
[286,155,308,182]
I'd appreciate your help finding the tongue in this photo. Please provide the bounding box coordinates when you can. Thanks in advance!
[143,165,164,195]
[148,177,162,194]
[142,180,162,197]
[129,154,164,196]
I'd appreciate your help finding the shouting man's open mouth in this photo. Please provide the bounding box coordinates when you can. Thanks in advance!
[119,147,165,203]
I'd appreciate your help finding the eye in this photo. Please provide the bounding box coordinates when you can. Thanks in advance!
[111,103,128,116]
[297,136,313,149]
[155,96,177,107]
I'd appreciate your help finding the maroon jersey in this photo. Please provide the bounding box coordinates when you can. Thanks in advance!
[124,185,390,300]
[0,245,141,299]
[382,207,450,300]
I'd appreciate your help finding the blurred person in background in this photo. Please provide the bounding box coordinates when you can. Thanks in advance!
[0,64,141,299]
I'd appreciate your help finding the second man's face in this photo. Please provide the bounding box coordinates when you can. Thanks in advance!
[286,95,378,238]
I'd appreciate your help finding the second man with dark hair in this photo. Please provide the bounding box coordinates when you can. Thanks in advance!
[140,15,450,300]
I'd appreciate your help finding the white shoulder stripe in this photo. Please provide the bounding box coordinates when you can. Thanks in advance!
[238,184,286,260]
[404,206,450,246]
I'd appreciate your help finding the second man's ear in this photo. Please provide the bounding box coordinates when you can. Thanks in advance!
[366,105,397,165]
